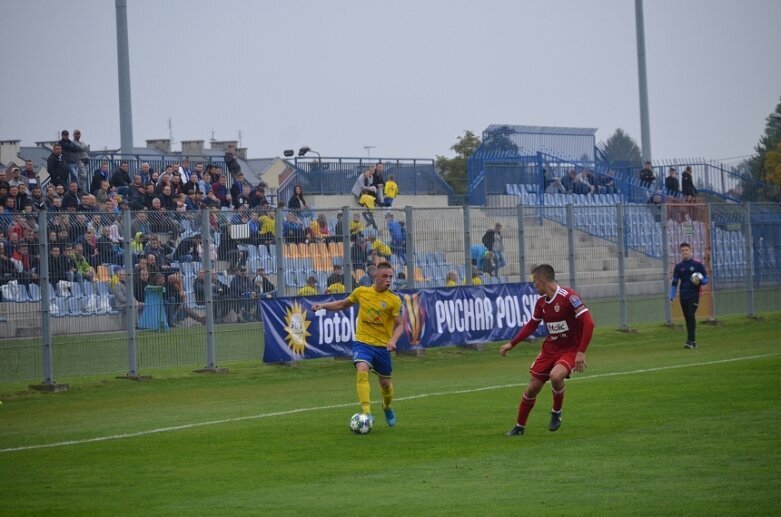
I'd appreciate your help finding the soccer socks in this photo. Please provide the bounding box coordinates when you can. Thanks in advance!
[356,370,371,414]
[381,383,394,410]
[516,393,537,426]
[552,386,565,412]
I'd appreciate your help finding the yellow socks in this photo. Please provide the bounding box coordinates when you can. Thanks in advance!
[381,383,394,410]
[356,370,371,414]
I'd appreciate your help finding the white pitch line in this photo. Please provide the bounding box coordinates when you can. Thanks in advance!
[2,352,778,454]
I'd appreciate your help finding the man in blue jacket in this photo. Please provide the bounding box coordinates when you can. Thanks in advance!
[670,242,709,349]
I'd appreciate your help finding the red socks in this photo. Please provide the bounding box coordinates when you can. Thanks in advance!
[517,393,537,426]
[552,387,565,412]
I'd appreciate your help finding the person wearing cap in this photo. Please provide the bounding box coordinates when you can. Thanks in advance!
[297,275,320,296]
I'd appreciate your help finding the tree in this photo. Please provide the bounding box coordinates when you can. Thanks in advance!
[480,125,519,155]
[436,130,481,195]
[746,99,781,201]
[600,128,642,166]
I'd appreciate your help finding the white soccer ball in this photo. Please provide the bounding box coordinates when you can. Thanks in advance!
[691,272,703,285]
[349,413,373,435]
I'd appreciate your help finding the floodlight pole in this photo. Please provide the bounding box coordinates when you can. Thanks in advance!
[115,0,134,155]
[635,0,652,162]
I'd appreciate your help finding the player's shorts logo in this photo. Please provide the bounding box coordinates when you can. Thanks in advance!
[284,301,311,355]
[402,292,426,346]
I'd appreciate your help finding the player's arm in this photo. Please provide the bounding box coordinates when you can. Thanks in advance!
[499,318,541,356]
[669,268,680,300]
[311,297,353,313]
[387,314,403,352]
[573,309,595,373]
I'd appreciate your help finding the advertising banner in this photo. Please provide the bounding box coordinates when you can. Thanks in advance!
[260,283,547,363]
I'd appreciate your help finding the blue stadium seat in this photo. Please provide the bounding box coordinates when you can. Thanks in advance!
[68,297,82,316]
[284,269,298,287]
[70,282,83,299]
[52,297,68,318]
[28,283,41,302]
[97,282,110,297]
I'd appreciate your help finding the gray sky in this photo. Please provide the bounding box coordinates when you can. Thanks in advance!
[1,0,780,164]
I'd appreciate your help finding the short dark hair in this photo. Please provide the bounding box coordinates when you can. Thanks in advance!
[679,242,691,249]
[531,264,555,282]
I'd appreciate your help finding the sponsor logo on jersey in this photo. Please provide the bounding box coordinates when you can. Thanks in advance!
[547,320,570,334]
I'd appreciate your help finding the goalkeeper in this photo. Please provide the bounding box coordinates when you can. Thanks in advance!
[670,242,709,349]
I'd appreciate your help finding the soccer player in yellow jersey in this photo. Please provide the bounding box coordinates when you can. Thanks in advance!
[312,261,403,427]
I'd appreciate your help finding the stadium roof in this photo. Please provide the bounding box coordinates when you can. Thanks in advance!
[484,124,598,136]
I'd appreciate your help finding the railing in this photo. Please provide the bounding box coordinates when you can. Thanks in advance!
[0,201,778,384]
[277,157,453,203]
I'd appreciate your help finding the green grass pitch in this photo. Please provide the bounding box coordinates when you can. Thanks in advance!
[1,314,780,516]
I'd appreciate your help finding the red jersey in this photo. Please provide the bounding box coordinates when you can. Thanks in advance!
[532,285,589,352]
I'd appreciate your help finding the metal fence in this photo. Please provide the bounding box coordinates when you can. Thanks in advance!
[1,201,779,385]
[278,157,453,204]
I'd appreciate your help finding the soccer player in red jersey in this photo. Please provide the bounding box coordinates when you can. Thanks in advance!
[500,264,595,435]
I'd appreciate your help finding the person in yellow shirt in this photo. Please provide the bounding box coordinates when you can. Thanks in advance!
[464,266,483,285]
[297,276,320,296]
[326,282,345,294]
[445,270,458,287]
[311,261,402,428]
[258,210,275,253]
[349,213,365,237]
[358,188,378,230]
[367,233,391,261]
[383,174,398,207]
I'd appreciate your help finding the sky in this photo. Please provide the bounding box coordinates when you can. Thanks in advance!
[1,0,780,164]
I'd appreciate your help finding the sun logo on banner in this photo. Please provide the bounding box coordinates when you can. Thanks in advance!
[284,302,311,355]
[402,293,426,346]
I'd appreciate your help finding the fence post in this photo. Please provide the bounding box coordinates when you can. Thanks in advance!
[616,203,631,331]
[121,208,142,379]
[463,205,472,285]
[565,204,576,291]
[660,203,672,325]
[30,209,67,392]
[744,203,757,318]
[516,204,526,281]
[195,208,227,373]
[705,203,719,323]
[405,205,417,287]
[342,206,353,292]
[274,204,285,296]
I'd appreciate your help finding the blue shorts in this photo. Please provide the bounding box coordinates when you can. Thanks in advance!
[352,342,393,377]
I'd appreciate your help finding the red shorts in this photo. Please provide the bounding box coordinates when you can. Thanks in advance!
[529,347,578,382]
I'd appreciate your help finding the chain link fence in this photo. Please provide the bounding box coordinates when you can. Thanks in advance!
[1,201,779,384]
